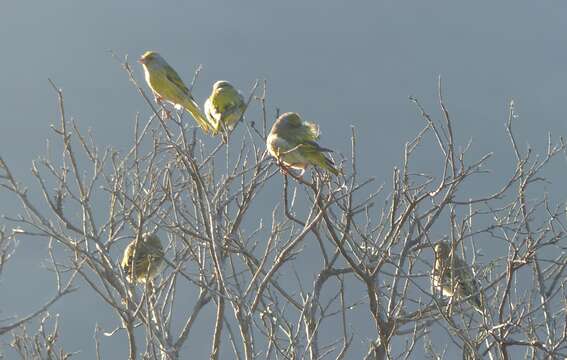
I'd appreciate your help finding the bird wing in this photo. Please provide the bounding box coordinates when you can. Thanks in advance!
[453,257,482,308]
[163,64,192,98]
[132,255,150,270]
[213,88,246,114]
[297,141,339,175]
[285,125,316,145]
[304,140,333,153]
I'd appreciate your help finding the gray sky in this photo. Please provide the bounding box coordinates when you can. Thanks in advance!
[1,0,566,357]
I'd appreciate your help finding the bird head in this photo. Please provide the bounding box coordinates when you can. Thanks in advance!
[213,80,234,91]
[279,112,303,128]
[142,232,163,250]
[139,51,165,68]
[433,241,451,258]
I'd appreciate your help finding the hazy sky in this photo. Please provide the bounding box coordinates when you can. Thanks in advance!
[1,0,566,357]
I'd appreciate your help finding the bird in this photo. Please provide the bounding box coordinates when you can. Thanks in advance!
[204,80,246,137]
[138,51,212,133]
[266,112,339,176]
[121,233,165,284]
[431,241,483,312]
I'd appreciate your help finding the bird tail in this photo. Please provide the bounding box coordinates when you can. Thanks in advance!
[318,153,340,176]
[181,97,213,133]
[302,141,340,176]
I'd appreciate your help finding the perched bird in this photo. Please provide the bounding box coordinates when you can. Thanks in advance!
[266,112,339,176]
[121,233,165,284]
[139,51,212,132]
[431,241,483,312]
[204,80,246,136]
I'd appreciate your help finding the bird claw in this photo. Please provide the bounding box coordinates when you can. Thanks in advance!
[153,97,172,119]
[278,164,290,176]
[276,163,306,180]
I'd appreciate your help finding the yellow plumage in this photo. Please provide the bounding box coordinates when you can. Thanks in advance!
[431,241,483,312]
[266,112,339,176]
[204,80,246,136]
[121,233,165,284]
[139,51,212,133]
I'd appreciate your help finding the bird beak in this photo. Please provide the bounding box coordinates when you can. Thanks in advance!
[138,57,145,64]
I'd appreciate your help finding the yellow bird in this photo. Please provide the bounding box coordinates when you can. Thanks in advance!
[204,80,246,136]
[139,51,212,133]
[431,241,483,312]
[121,233,165,284]
[266,112,339,176]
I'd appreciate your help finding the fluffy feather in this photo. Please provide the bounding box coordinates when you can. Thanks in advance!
[204,80,246,136]
[267,112,339,175]
[121,233,165,284]
[431,241,483,312]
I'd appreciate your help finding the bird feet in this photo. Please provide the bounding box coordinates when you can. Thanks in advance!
[278,163,291,176]
[154,96,172,119]
[277,162,306,180]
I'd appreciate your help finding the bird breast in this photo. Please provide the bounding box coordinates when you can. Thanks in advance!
[267,133,287,157]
